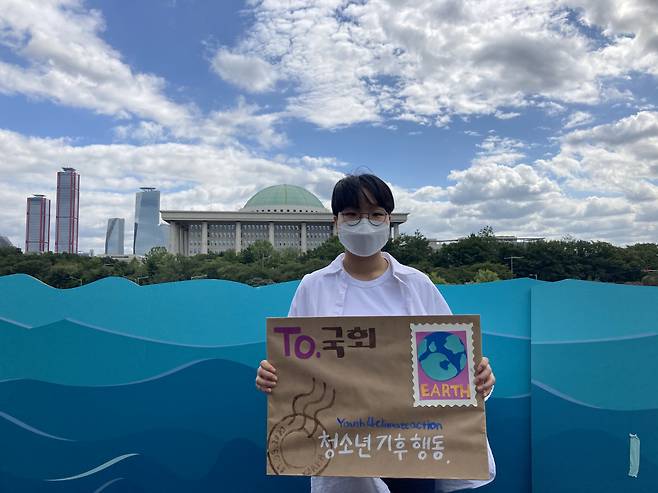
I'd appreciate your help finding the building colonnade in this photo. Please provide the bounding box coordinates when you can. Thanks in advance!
[168,220,402,255]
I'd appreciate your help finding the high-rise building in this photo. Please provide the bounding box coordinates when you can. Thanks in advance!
[133,187,165,255]
[55,167,80,253]
[105,218,125,255]
[25,194,51,253]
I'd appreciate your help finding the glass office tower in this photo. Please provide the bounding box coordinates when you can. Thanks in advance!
[55,167,80,253]
[105,218,125,255]
[133,187,165,255]
[25,194,51,253]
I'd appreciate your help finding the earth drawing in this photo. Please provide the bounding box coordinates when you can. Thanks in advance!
[417,332,467,381]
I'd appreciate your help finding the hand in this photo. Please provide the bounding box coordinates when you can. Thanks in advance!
[475,356,495,399]
[255,359,278,394]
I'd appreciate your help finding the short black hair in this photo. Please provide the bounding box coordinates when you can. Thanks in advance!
[331,174,395,216]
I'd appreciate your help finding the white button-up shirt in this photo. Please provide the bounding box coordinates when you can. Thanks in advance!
[287,251,496,493]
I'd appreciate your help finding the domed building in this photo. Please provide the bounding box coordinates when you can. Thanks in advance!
[241,185,328,213]
[162,184,407,255]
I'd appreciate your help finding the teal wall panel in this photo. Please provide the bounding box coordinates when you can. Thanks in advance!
[531,281,658,493]
[1,273,654,492]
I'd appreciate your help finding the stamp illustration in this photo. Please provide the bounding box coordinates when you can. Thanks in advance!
[410,323,477,407]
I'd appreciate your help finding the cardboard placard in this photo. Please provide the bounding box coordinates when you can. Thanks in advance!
[266,315,489,479]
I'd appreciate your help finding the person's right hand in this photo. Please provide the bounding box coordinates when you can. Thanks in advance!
[255,359,278,393]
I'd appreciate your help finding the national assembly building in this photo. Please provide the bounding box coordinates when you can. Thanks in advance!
[161,184,408,256]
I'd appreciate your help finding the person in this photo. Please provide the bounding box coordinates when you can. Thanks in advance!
[256,173,496,493]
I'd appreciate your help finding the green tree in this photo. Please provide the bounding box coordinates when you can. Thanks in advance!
[303,235,344,261]
[1,230,655,287]
[473,269,500,283]
[241,240,275,268]
[435,228,500,267]
[384,230,434,271]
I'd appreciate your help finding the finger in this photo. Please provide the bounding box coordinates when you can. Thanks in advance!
[477,373,496,393]
[256,377,277,389]
[260,360,277,373]
[257,368,278,381]
[475,367,492,384]
[477,356,489,372]
[255,383,273,394]
[256,380,276,392]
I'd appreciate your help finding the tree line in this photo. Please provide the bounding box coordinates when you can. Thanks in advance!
[1,227,656,288]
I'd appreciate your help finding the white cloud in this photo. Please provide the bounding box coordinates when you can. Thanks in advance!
[1,1,657,251]
[563,111,595,129]
[211,0,658,129]
[2,111,657,254]
[494,111,521,120]
[211,48,279,93]
[447,161,561,206]
[114,122,169,143]
[539,110,658,197]
[0,128,343,253]
[570,0,658,77]
[192,98,288,149]
[0,1,287,150]
[0,0,190,125]
[287,155,349,169]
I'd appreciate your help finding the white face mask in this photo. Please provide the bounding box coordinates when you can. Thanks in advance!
[337,219,390,257]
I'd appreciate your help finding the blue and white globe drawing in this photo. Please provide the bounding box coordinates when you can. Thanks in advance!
[417,332,467,381]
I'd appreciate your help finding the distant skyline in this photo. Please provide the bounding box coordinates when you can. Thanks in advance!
[54,167,80,253]
[1,0,657,252]
[105,217,125,255]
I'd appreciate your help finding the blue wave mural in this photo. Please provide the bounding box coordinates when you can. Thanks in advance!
[0,317,264,386]
[0,273,655,492]
[531,280,658,493]
[0,358,306,492]
[0,274,296,345]
[531,384,658,493]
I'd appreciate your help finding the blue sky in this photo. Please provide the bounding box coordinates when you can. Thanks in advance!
[1,0,657,252]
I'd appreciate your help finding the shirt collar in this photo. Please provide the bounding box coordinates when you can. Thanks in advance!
[325,251,415,281]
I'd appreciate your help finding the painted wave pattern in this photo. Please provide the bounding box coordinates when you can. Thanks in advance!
[0,275,534,492]
[0,316,265,386]
[531,384,658,493]
[0,315,530,396]
[0,274,538,345]
[0,274,297,346]
[528,281,658,492]
[0,275,533,394]
[0,358,307,493]
[532,334,658,411]
[1,274,655,492]
[530,280,658,344]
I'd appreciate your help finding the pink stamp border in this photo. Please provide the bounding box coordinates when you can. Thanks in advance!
[410,322,477,407]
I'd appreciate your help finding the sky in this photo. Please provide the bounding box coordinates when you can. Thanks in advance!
[0,0,657,253]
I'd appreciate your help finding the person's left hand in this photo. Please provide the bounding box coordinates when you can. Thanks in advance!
[475,356,495,399]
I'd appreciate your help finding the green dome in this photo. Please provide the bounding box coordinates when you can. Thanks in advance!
[241,184,327,213]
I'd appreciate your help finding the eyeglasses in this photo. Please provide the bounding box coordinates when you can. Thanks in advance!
[339,210,389,226]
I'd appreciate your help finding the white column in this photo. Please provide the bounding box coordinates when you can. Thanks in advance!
[201,221,208,254]
[168,223,179,254]
[235,221,241,252]
[177,225,184,255]
[332,221,337,236]
[393,223,399,238]
[182,227,189,256]
[269,222,274,247]
[301,222,307,253]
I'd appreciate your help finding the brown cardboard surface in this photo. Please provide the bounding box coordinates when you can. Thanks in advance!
[266,315,489,479]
